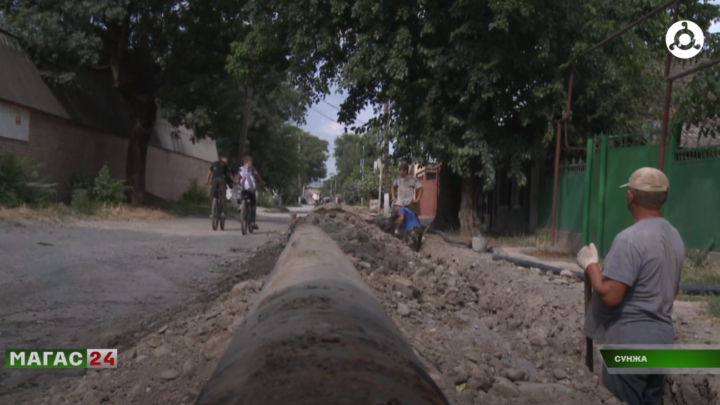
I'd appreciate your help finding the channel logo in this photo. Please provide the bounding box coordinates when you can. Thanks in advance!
[666,20,705,59]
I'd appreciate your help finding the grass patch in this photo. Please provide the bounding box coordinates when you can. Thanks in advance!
[678,241,720,321]
[490,232,551,248]
[0,203,173,224]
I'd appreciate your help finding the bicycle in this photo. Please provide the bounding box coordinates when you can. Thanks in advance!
[239,191,254,235]
[210,185,226,231]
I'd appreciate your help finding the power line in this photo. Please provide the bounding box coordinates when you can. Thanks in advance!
[310,106,338,123]
[322,100,341,111]
[314,102,368,127]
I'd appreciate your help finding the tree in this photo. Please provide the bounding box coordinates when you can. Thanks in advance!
[331,133,377,193]
[234,0,719,235]
[218,123,328,201]
[2,0,248,205]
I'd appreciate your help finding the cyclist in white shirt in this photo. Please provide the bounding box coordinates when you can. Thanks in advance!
[236,155,265,230]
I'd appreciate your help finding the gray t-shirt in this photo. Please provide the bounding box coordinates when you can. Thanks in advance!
[393,176,422,206]
[583,218,684,345]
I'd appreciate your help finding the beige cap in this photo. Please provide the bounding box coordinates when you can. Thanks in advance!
[620,167,669,192]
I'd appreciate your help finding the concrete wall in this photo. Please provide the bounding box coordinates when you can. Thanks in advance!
[0,105,211,202]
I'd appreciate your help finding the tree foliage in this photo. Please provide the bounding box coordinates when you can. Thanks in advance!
[234,0,719,233]
[1,0,307,204]
[327,133,377,198]
[218,123,328,201]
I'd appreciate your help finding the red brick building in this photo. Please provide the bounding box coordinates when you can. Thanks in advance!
[0,27,217,201]
[413,164,438,217]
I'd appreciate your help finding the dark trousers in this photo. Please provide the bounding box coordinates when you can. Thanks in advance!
[602,365,664,405]
[210,178,226,215]
[383,202,418,233]
[239,190,257,222]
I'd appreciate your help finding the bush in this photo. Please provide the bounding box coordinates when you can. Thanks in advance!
[92,165,127,204]
[257,190,278,208]
[0,152,56,207]
[180,178,209,205]
[66,170,96,202]
[68,164,127,212]
[70,188,99,215]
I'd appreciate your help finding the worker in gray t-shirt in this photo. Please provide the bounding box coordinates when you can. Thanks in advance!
[576,167,684,405]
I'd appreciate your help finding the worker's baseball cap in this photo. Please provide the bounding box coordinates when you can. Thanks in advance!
[620,167,669,192]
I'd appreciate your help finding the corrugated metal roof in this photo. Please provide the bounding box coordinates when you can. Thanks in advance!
[49,74,136,138]
[151,119,218,162]
[0,30,69,118]
[0,28,219,163]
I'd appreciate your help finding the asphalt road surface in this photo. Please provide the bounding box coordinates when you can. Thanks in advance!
[0,213,293,400]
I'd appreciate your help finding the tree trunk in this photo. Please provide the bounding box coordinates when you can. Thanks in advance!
[431,164,461,231]
[125,99,158,206]
[238,86,254,162]
[458,176,482,236]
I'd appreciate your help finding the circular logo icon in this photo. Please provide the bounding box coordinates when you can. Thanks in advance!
[666,21,704,59]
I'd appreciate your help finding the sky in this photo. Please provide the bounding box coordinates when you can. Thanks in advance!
[300,87,376,178]
[302,7,720,177]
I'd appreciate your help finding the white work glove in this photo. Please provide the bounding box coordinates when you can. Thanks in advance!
[576,243,599,271]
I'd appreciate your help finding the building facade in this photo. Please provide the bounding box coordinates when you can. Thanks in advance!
[0,27,217,202]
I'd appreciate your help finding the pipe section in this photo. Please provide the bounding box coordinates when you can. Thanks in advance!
[195,224,449,405]
[491,252,720,297]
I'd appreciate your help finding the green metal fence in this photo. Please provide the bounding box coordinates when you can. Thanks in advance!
[539,132,720,255]
[538,161,586,234]
[666,147,720,251]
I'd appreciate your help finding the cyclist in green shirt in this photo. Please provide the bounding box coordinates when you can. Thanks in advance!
[205,154,234,218]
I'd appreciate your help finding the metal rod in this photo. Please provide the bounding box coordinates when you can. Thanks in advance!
[196,225,449,405]
[661,131,677,218]
[552,0,679,243]
[576,0,677,59]
[563,64,584,151]
[659,0,680,172]
[668,57,720,82]
[581,138,595,372]
[550,121,563,246]
[596,136,609,256]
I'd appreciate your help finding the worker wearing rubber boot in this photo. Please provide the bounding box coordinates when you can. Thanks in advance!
[577,167,684,405]
[384,163,423,234]
[394,205,424,252]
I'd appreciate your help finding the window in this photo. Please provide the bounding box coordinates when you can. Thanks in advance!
[0,101,29,142]
[425,172,436,180]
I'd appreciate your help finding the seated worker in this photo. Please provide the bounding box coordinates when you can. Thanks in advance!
[236,155,265,230]
[394,206,424,252]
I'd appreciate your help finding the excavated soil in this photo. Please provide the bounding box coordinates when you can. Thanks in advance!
[23,207,720,405]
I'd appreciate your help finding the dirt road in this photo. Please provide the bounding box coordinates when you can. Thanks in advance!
[0,214,290,401]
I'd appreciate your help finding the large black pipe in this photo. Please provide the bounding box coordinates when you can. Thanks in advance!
[196,224,449,405]
[492,252,720,296]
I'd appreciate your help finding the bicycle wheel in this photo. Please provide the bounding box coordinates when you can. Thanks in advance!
[240,200,248,235]
[211,198,219,231]
[220,204,226,231]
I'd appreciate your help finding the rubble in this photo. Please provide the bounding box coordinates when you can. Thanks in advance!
[25,207,720,405]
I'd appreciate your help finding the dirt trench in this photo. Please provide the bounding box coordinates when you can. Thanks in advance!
[20,207,720,405]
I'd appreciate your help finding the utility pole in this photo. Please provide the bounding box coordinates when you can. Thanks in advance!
[378,101,389,213]
[361,144,365,206]
[383,101,391,214]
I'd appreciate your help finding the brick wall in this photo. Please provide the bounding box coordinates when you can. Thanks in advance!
[0,106,212,202]
[416,172,438,217]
